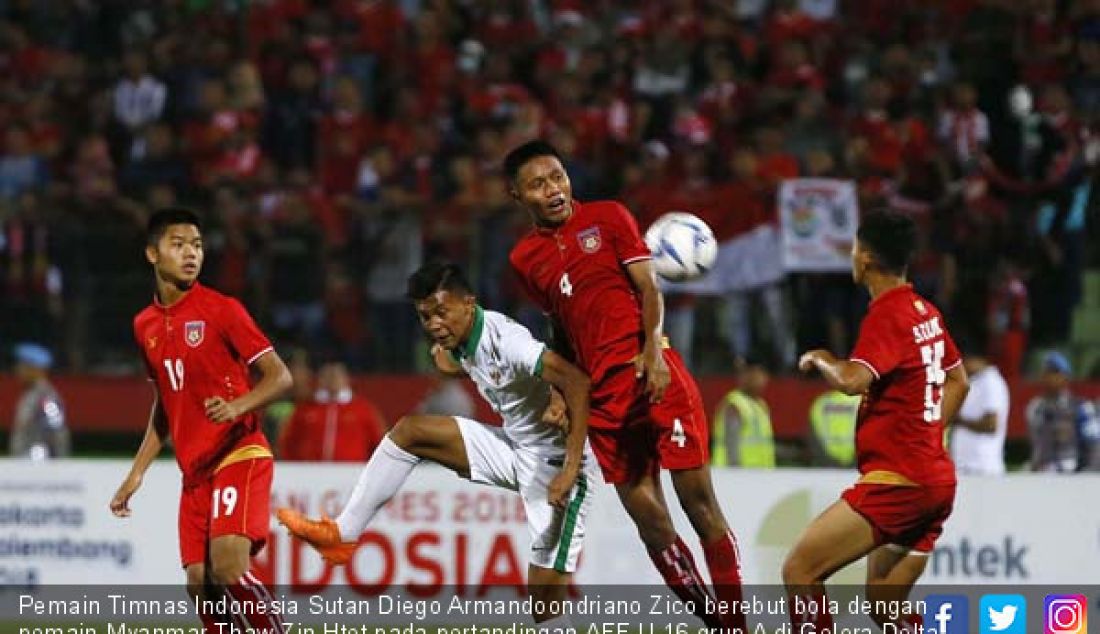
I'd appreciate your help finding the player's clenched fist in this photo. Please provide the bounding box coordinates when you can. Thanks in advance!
[547,469,578,509]
[110,473,143,518]
[541,386,570,433]
[204,397,240,423]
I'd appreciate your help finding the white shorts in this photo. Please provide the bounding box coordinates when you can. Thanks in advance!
[454,416,595,573]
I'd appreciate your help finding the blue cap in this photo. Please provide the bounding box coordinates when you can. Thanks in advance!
[14,343,53,369]
[1043,351,1072,375]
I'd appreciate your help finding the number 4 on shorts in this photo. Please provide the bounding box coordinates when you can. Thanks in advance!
[671,419,686,448]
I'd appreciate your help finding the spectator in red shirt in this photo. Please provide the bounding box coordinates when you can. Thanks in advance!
[278,361,386,462]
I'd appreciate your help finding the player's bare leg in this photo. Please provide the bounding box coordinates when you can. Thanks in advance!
[671,465,748,632]
[670,465,729,541]
[864,545,929,632]
[615,472,722,629]
[206,534,286,631]
[528,564,575,624]
[387,414,471,475]
[185,563,224,631]
[782,500,877,630]
[278,415,469,563]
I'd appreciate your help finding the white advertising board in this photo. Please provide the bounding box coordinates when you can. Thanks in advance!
[1,460,1095,588]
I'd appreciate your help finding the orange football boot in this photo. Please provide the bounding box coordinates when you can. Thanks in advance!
[276,507,357,565]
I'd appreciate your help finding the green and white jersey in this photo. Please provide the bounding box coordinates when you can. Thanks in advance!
[451,307,561,450]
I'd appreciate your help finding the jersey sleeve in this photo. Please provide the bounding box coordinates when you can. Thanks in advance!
[607,202,652,265]
[849,310,902,379]
[499,317,548,378]
[220,298,274,365]
[941,327,962,372]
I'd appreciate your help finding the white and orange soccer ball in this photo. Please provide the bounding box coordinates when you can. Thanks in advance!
[644,211,718,282]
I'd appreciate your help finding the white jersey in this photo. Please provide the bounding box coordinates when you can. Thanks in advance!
[952,365,1009,475]
[451,307,560,450]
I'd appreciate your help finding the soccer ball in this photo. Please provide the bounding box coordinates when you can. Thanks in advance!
[644,212,718,282]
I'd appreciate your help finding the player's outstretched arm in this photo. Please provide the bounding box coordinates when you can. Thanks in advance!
[625,259,670,403]
[111,390,169,518]
[940,363,970,425]
[205,350,292,423]
[430,343,466,377]
[538,350,591,508]
[799,349,875,396]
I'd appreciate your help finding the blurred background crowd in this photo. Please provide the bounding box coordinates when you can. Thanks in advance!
[0,0,1099,379]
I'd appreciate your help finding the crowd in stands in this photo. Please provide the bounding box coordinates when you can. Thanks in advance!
[1,0,1098,376]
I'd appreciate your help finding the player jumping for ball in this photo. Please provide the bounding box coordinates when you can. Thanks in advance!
[111,208,293,632]
[277,262,598,626]
[786,210,969,633]
[505,140,748,633]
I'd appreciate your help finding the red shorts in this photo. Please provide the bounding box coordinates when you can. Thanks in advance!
[178,457,273,567]
[587,349,709,483]
[841,482,955,553]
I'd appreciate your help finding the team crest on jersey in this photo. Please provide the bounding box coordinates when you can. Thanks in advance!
[577,226,601,253]
[184,321,205,347]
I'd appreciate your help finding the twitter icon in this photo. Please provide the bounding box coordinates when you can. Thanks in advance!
[981,595,1027,634]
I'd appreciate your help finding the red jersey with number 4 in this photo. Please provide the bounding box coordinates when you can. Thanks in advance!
[849,284,960,486]
[133,283,274,486]
[510,200,650,398]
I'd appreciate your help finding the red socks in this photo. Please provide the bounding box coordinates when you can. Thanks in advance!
[219,570,286,633]
[648,536,724,629]
[702,530,748,632]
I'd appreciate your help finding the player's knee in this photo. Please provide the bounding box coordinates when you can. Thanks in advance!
[781,552,814,587]
[207,556,248,586]
[388,416,419,448]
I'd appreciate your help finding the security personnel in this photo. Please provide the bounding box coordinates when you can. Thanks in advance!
[807,389,859,467]
[9,342,69,459]
[712,359,776,467]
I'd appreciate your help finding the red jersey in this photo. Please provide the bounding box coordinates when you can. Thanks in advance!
[849,284,960,486]
[510,200,650,394]
[277,396,386,462]
[133,283,274,486]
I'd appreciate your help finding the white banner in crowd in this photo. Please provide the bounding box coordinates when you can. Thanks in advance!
[2,460,1096,589]
[778,178,859,273]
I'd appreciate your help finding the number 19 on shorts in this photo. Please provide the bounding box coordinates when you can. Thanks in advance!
[212,486,238,519]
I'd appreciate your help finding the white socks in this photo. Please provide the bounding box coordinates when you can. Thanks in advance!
[335,436,422,541]
[536,613,576,632]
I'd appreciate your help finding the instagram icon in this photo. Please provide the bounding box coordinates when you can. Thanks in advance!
[1045,595,1088,634]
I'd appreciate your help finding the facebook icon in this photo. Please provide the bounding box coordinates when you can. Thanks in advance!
[925,595,969,634]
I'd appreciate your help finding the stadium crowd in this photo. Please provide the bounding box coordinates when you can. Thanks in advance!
[0,0,1098,376]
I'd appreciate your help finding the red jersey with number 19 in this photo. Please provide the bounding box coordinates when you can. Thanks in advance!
[849,284,960,486]
[509,200,651,396]
[133,283,273,487]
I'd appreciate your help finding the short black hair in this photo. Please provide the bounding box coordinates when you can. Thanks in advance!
[147,207,202,245]
[857,209,916,276]
[502,140,563,183]
[406,261,474,301]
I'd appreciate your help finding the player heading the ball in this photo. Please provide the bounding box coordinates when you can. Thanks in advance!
[506,140,748,633]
